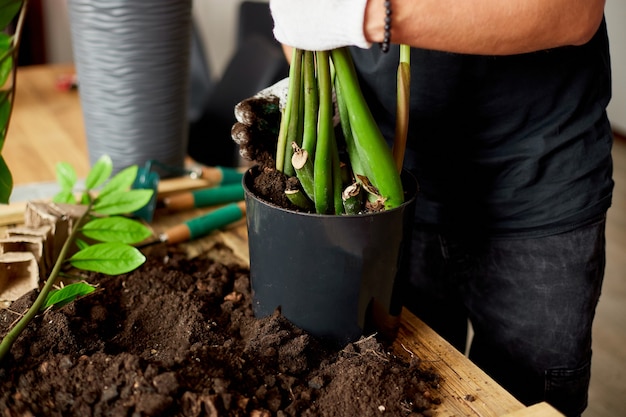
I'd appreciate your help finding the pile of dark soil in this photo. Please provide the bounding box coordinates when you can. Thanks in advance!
[0,246,442,416]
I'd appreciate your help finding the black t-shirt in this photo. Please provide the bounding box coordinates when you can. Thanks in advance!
[349,19,614,237]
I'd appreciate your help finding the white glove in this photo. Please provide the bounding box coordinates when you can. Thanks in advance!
[270,0,372,51]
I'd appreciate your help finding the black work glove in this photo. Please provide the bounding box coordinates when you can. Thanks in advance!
[231,79,289,168]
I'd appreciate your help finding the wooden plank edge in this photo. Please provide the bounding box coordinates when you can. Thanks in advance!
[500,402,564,417]
[394,307,525,417]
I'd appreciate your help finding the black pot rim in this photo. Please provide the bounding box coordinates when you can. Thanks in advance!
[242,166,418,219]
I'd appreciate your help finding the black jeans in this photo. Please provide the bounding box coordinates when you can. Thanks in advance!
[403,216,606,417]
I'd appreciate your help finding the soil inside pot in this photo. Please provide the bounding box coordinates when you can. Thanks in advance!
[0,245,442,416]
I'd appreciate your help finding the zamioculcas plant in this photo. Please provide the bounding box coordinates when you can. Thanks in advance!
[275,46,410,214]
[0,155,154,363]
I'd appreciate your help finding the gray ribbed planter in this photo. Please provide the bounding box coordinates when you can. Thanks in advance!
[68,0,192,175]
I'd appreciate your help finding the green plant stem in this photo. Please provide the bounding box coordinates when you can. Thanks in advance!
[330,47,404,209]
[291,142,315,201]
[301,50,318,156]
[313,50,333,214]
[330,134,344,215]
[0,201,92,363]
[276,48,302,173]
[335,75,365,179]
[342,182,363,214]
[393,44,411,172]
[282,48,304,177]
[285,188,314,211]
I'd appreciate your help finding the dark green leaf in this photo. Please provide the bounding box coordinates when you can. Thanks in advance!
[0,53,13,87]
[55,161,77,190]
[0,155,12,204]
[41,282,96,311]
[0,33,11,50]
[52,189,76,204]
[92,189,154,215]
[69,242,146,275]
[0,91,11,142]
[85,155,112,190]
[82,216,152,244]
[0,0,22,31]
[98,165,138,199]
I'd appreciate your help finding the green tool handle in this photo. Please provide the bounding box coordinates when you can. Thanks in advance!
[186,201,245,240]
[200,166,244,186]
[164,183,244,211]
[162,201,246,244]
[193,183,244,207]
[217,166,244,185]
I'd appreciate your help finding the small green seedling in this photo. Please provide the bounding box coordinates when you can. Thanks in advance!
[0,155,154,363]
[42,282,96,311]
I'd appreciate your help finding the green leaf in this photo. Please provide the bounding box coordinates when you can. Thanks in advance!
[52,189,76,204]
[0,0,22,31]
[41,282,96,311]
[80,191,91,205]
[0,91,11,147]
[0,53,13,88]
[69,242,146,275]
[92,189,153,215]
[98,165,138,199]
[82,216,152,244]
[55,162,77,190]
[0,155,12,204]
[85,155,113,190]
[0,33,11,51]
[75,238,89,250]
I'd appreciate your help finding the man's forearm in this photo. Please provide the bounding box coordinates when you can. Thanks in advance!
[364,0,606,55]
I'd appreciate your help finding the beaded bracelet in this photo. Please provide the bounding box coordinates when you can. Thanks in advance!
[380,0,392,53]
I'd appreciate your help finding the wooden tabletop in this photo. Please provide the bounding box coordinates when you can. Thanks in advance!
[1,65,563,417]
[4,64,91,186]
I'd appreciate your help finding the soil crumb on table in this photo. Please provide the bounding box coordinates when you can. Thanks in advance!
[0,248,442,416]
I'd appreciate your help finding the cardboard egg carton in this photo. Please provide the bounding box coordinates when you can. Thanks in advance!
[0,201,86,302]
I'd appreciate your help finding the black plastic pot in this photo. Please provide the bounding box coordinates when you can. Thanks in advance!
[243,168,418,346]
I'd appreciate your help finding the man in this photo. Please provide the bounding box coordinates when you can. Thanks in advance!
[267,1,614,416]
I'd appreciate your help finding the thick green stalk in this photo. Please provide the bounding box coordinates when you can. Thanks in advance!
[291,142,315,200]
[276,48,303,173]
[342,182,364,214]
[301,50,318,156]
[330,134,344,215]
[330,47,404,209]
[334,75,366,179]
[285,188,314,211]
[282,48,304,177]
[335,64,384,207]
[292,50,318,202]
[313,50,333,214]
[0,201,92,363]
[393,45,411,172]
